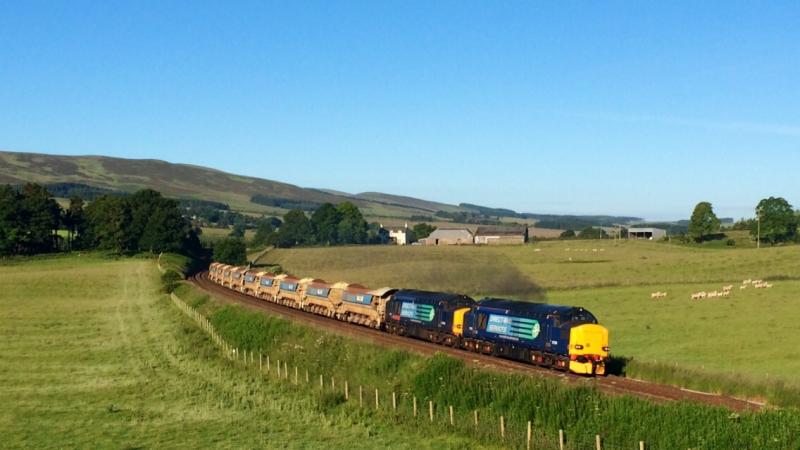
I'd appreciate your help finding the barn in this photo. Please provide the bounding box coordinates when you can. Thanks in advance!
[420,228,474,245]
[474,225,528,245]
[628,227,667,240]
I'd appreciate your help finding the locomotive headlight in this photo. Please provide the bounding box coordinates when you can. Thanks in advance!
[602,346,610,352]
[574,344,584,350]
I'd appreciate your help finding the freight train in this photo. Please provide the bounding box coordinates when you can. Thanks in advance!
[208,262,609,376]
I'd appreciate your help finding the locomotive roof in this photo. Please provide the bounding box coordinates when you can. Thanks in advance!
[476,298,588,317]
[394,289,474,305]
[369,287,397,297]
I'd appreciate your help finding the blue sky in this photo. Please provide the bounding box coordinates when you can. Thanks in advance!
[1,1,798,220]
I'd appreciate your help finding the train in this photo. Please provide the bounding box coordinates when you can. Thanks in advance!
[208,262,610,376]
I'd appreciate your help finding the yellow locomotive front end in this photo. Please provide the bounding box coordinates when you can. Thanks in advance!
[568,324,609,375]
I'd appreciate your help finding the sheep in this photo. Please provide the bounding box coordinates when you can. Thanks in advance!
[721,290,730,297]
[765,283,774,289]
[722,285,733,291]
[743,279,752,285]
[707,291,718,298]
[740,285,747,290]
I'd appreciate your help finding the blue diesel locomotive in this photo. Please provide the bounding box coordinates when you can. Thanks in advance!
[384,290,608,375]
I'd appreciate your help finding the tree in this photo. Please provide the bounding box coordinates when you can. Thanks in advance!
[0,185,22,256]
[84,196,134,253]
[752,197,798,244]
[412,223,436,240]
[18,183,61,254]
[214,237,247,265]
[335,202,367,244]
[310,203,341,245]
[63,196,85,250]
[274,209,312,247]
[366,222,389,244]
[688,201,720,243]
[250,219,276,248]
[560,229,576,239]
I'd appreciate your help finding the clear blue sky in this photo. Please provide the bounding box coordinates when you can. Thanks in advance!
[1,1,798,220]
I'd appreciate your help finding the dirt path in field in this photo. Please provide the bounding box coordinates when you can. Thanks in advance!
[192,272,764,413]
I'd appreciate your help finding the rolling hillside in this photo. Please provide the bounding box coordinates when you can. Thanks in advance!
[0,150,644,226]
[0,150,467,218]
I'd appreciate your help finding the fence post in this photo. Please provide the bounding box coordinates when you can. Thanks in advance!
[359,386,363,407]
[474,410,479,427]
[284,361,288,379]
[559,429,564,450]
[500,416,505,439]
[320,374,324,389]
[595,434,602,450]
[413,396,417,417]
[294,367,298,384]
[305,370,309,383]
[267,355,270,372]
[527,421,532,450]
[344,381,349,400]
[277,360,281,378]
[639,442,645,450]
[375,389,379,410]
[449,405,454,426]
[392,392,396,411]
[331,377,335,390]
[259,353,262,371]
[429,401,434,422]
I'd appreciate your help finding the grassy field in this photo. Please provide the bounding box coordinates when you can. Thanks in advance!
[199,226,256,245]
[176,282,800,449]
[262,239,800,402]
[0,255,492,449]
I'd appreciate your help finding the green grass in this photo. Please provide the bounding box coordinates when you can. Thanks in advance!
[261,240,800,404]
[199,226,255,245]
[174,282,800,449]
[0,255,492,449]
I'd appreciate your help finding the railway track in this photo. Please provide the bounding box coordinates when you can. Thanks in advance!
[191,272,763,412]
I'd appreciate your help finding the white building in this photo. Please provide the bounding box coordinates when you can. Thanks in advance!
[627,227,667,240]
[388,224,412,245]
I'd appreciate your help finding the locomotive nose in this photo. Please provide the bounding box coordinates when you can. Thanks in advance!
[568,324,609,375]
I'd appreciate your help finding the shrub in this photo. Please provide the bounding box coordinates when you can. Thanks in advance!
[161,270,183,293]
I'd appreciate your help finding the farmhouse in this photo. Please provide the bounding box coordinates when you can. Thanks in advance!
[628,227,667,240]
[474,225,528,245]
[387,226,412,245]
[420,228,474,245]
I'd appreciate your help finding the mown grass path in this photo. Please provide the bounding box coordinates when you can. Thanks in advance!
[0,256,484,449]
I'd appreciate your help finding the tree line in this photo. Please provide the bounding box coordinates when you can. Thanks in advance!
[0,184,203,257]
[689,197,798,244]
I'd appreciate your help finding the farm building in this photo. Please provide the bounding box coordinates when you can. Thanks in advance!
[474,225,528,245]
[388,225,412,245]
[628,227,667,240]
[420,228,474,245]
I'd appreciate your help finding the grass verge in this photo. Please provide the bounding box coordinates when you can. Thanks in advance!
[175,282,800,449]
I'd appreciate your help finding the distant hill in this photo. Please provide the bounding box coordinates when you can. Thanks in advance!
[0,150,466,218]
[0,150,646,226]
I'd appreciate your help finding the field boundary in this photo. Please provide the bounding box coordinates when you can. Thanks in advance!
[169,288,657,450]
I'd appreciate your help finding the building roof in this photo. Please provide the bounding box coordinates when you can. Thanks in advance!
[474,225,527,236]
[427,228,474,240]
[628,227,666,233]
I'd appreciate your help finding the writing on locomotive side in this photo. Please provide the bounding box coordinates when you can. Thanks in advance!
[207,262,610,376]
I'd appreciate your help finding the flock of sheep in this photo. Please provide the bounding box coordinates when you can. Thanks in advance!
[650,279,775,301]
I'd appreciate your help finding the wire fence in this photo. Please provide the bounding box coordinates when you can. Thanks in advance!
[170,292,648,450]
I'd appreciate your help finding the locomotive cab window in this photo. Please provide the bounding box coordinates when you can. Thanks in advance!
[567,310,597,325]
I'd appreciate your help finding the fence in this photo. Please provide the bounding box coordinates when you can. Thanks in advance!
[170,292,648,450]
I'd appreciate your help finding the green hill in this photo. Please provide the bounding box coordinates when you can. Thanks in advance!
[0,150,466,219]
